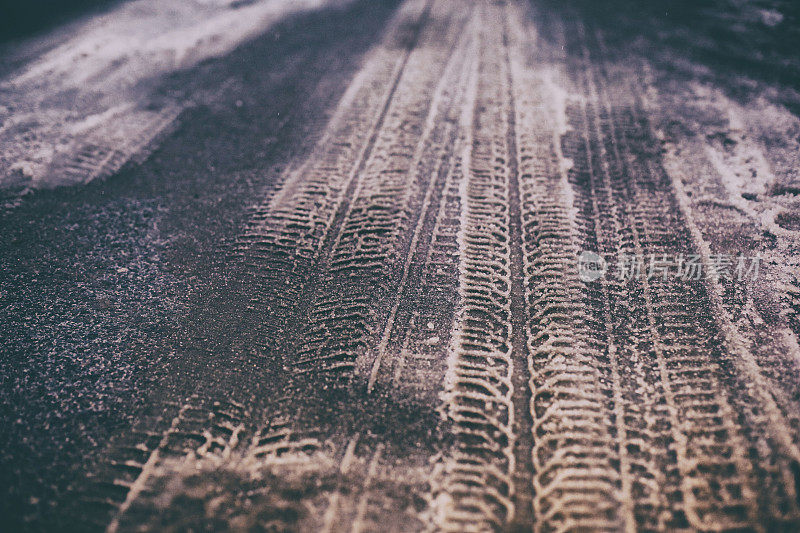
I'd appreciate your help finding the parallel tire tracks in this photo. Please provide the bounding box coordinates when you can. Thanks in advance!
[77,0,800,530]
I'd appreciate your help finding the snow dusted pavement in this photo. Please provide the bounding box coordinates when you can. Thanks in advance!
[1,0,800,531]
[0,0,344,195]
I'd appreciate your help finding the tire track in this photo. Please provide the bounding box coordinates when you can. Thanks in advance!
[507,5,625,531]
[561,37,682,532]
[324,53,477,525]
[82,2,435,529]
[500,7,538,531]
[589,24,800,528]
[292,0,471,377]
[240,1,478,530]
[303,7,480,529]
[89,395,250,532]
[638,79,800,530]
[236,0,433,361]
[46,106,181,188]
[565,18,764,530]
[378,124,465,398]
[434,3,520,529]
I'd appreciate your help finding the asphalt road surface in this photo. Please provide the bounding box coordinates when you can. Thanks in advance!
[2,0,800,531]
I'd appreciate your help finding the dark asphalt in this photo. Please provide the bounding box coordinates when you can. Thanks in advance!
[0,1,400,528]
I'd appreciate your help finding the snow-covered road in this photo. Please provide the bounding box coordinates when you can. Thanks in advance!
[0,0,344,192]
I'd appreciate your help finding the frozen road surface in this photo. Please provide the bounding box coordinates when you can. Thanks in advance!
[2,0,800,531]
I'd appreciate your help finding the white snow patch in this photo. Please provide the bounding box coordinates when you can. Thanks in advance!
[0,0,338,190]
[758,9,784,27]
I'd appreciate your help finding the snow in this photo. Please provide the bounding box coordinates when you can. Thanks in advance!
[0,0,338,190]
